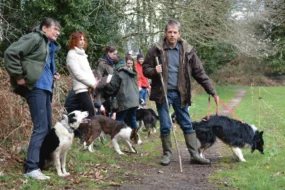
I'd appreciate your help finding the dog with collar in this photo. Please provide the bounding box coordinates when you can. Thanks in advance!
[192,115,264,162]
[79,115,142,154]
[39,110,89,177]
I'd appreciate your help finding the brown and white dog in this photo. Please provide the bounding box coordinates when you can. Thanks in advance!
[79,115,142,155]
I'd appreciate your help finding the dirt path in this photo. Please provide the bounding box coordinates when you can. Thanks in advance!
[114,89,247,190]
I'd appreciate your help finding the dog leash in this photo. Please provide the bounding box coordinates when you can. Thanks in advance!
[88,87,96,114]
[207,95,219,120]
[219,99,243,123]
[208,96,243,123]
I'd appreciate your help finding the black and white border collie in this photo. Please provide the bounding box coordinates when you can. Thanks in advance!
[136,108,159,136]
[192,115,264,162]
[39,110,89,177]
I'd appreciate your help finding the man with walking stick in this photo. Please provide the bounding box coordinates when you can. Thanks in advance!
[143,19,219,166]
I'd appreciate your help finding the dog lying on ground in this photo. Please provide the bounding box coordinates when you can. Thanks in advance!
[192,115,264,162]
[136,108,159,136]
[39,111,89,177]
[79,115,142,155]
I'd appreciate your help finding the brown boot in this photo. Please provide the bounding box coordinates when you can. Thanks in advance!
[184,132,210,164]
[160,135,172,166]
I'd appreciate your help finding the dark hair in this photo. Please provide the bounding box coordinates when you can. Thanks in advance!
[113,55,124,65]
[164,19,181,32]
[68,31,88,50]
[126,55,136,71]
[103,45,117,55]
[40,17,60,30]
[126,55,134,63]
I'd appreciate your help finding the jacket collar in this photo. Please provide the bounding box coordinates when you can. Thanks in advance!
[114,61,126,70]
[36,28,61,51]
[115,61,137,76]
[74,47,87,56]
[155,37,193,53]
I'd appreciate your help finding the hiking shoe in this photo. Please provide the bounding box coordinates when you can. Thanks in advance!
[24,169,50,180]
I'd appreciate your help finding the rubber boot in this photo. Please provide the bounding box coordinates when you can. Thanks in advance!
[160,135,172,166]
[184,132,211,164]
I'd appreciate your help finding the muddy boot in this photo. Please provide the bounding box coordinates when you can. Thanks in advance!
[184,132,210,165]
[160,135,172,166]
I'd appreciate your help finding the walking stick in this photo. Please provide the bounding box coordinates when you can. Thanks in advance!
[155,57,183,172]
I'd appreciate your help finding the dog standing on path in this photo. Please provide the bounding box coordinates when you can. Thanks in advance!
[192,115,264,162]
[79,115,143,154]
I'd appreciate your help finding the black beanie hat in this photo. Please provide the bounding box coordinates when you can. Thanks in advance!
[137,54,144,60]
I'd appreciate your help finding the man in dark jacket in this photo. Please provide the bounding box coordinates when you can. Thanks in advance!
[4,18,61,180]
[143,19,219,166]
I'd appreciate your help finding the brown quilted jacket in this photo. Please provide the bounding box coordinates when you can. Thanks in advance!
[143,38,216,106]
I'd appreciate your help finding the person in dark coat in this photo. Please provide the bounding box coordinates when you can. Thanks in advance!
[104,56,139,129]
[143,19,220,166]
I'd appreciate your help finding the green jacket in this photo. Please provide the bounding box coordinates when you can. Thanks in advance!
[4,29,60,90]
[96,57,114,77]
[143,38,216,106]
[104,61,139,112]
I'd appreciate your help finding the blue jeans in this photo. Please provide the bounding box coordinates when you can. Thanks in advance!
[24,88,52,172]
[156,90,194,136]
[139,87,148,104]
[116,107,138,129]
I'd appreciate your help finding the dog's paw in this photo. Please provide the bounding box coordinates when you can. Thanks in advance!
[131,149,137,154]
[58,173,65,177]
[63,172,70,176]
[88,145,95,152]
[83,142,87,149]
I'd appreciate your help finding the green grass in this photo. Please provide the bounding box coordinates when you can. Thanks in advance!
[1,86,285,189]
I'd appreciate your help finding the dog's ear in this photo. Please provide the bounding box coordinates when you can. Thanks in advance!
[259,131,264,136]
[68,113,76,125]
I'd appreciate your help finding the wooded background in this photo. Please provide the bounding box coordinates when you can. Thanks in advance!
[0,0,284,75]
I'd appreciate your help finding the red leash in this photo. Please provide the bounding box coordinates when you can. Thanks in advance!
[219,99,243,123]
[207,96,243,123]
[207,96,218,120]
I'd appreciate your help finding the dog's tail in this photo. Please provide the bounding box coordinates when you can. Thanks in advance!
[149,109,159,119]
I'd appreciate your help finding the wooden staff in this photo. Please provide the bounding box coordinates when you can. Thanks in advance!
[155,57,183,172]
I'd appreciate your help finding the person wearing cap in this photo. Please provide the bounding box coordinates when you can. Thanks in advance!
[136,53,150,106]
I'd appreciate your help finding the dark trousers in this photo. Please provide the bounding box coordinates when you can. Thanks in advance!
[25,88,52,172]
[76,91,95,118]
[116,107,138,129]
